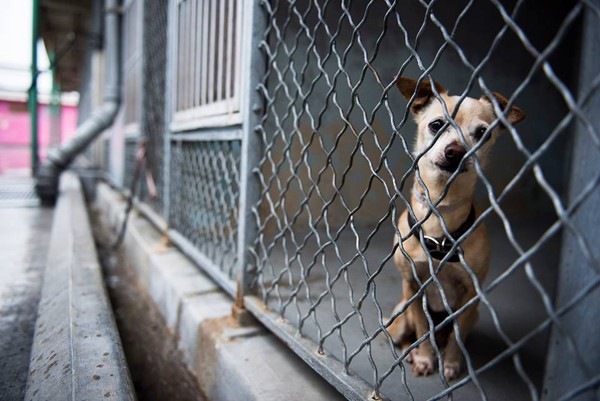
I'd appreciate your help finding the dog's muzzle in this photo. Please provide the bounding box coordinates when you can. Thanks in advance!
[438,142,467,174]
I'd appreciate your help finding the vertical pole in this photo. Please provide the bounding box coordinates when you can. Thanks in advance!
[29,0,40,174]
[49,51,62,147]
[542,4,600,401]
[163,0,176,221]
[235,0,267,308]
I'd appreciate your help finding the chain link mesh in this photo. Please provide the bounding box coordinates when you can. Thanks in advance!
[123,137,138,191]
[140,0,169,215]
[249,1,600,399]
[169,139,241,280]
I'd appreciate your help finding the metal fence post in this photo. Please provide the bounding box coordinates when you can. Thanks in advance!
[29,0,40,174]
[236,0,267,308]
[542,4,600,400]
[162,0,174,221]
[49,52,62,147]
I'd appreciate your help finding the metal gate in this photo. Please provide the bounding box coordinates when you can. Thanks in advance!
[94,0,600,399]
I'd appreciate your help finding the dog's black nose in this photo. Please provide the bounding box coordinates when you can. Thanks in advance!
[442,143,466,172]
[445,143,466,162]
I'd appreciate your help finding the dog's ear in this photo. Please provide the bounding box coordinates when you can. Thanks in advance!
[397,77,447,114]
[481,92,525,127]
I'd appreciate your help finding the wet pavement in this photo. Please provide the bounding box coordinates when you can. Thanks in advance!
[0,177,53,401]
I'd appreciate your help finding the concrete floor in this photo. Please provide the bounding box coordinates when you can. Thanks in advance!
[258,214,560,400]
[0,177,53,401]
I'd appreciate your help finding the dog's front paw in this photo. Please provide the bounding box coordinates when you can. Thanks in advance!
[402,347,418,364]
[443,361,461,381]
[412,353,434,376]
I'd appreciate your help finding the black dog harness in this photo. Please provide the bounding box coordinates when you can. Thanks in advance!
[407,206,476,262]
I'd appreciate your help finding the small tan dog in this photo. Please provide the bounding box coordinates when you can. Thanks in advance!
[387,77,525,380]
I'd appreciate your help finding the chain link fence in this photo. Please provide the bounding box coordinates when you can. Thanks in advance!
[248,1,599,399]
[169,139,241,282]
[140,0,168,214]
[88,0,599,399]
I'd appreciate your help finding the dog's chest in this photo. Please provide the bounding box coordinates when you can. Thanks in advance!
[413,261,469,312]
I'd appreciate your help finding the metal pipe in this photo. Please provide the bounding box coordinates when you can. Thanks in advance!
[35,0,121,204]
[49,51,61,146]
[29,0,40,174]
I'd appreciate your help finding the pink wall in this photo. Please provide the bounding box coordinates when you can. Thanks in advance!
[0,99,78,174]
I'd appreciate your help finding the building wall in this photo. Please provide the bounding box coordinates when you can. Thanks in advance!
[0,99,78,174]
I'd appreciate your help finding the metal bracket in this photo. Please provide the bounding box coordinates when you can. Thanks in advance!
[231,303,258,327]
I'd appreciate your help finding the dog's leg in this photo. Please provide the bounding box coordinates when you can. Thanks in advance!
[386,282,415,361]
[409,297,437,376]
[389,280,436,375]
[442,299,479,381]
[386,299,413,346]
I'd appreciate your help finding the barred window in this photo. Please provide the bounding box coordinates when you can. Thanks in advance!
[171,0,243,130]
[123,0,143,129]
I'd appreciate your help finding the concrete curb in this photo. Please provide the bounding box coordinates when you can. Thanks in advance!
[25,172,135,401]
[95,182,344,401]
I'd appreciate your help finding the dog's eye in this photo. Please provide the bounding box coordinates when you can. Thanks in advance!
[474,126,488,141]
[428,119,445,133]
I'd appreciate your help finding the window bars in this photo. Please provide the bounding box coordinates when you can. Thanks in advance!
[118,0,144,190]
[123,0,143,128]
[104,0,600,400]
[172,0,243,130]
[159,0,250,293]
